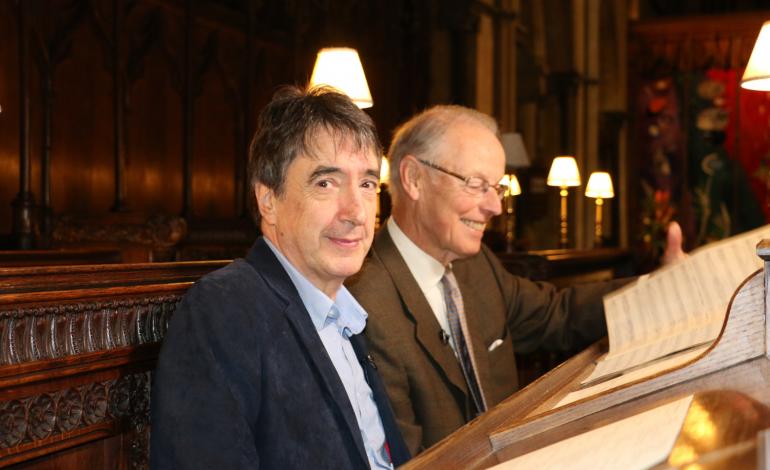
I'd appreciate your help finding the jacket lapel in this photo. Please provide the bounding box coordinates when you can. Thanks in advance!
[245,238,369,467]
[371,230,470,401]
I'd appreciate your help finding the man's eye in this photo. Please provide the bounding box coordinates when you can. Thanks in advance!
[466,178,485,189]
[361,180,378,190]
[316,180,331,188]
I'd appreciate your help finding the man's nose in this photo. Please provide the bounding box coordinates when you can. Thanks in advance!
[340,187,367,225]
[480,187,503,216]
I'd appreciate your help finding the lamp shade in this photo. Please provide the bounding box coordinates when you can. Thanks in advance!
[379,156,390,184]
[500,174,521,196]
[310,47,373,108]
[585,171,615,198]
[501,133,531,168]
[547,156,581,187]
[742,21,770,91]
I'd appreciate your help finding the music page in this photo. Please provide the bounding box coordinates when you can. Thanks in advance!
[584,224,770,384]
[492,395,693,470]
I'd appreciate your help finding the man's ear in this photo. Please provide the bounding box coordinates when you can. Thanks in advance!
[255,183,277,225]
[400,155,422,201]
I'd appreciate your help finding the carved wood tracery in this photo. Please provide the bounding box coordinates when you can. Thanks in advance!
[0,261,224,468]
[0,372,151,469]
[0,295,178,366]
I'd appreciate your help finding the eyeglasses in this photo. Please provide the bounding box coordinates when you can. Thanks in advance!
[416,158,506,199]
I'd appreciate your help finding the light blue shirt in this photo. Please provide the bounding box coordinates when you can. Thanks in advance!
[265,239,392,470]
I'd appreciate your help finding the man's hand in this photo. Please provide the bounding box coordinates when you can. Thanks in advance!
[662,221,687,265]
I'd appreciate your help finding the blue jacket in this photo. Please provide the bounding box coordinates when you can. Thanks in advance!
[151,237,409,469]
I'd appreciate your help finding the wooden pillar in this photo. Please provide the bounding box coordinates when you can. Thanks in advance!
[40,71,53,244]
[238,1,256,219]
[181,0,194,219]
[111,0,127,212]
[12,0,36,249]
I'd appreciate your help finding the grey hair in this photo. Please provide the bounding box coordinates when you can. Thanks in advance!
[386,105,499,202]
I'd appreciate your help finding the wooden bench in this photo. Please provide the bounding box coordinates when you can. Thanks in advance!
[0,249,123,268]
[0,261,227,468]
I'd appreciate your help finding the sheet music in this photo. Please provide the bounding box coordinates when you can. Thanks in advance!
[557,345,708,407]
[492,395,693,470]
[592,224,770,383]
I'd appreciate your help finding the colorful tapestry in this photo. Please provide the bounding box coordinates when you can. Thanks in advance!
[637,69,770,262]
[637,77,688,262]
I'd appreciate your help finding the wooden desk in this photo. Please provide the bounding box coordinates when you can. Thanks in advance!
[497,247,632,288]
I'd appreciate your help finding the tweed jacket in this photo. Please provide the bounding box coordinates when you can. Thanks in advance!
[151,237,409,469]
[346,228,628,455]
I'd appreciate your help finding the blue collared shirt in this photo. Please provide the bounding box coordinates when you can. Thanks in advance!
[265,239,392,470]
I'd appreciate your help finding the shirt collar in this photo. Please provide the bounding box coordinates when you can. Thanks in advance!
[264,237,368,336]
[387,217,446,291]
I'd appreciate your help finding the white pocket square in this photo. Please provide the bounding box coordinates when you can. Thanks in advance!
[488,339,504,352]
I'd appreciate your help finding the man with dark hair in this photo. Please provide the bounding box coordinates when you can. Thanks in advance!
[151,86,409,469]
[347,105,684,455]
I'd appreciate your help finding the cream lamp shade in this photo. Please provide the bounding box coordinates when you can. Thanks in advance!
[585,172,615,199]
[500,174,521,196]
[309,47,373,108]
[742,21,770,91]
[547,156,581,187]
[379,157,390,186]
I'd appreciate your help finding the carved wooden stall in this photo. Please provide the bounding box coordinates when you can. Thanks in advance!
[403,240,770,469]
[0,260,226,468]
[0,0,436,255]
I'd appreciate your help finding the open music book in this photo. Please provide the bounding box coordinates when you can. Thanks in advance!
[558,224,770,406]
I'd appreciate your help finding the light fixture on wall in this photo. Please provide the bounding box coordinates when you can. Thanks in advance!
[547,156,581,248]
[500,174,521,253]
[585,171,615,247]
[741,20,770,91]
[309,47,373,108]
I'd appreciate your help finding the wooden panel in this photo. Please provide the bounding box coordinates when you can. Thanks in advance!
[0,260,226,468]
[0,249,122,267]
[0,0,434,248]
[12,435,122,470]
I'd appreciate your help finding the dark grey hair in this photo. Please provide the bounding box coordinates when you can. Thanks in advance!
[248,85,382,224]
[386,105,499,202]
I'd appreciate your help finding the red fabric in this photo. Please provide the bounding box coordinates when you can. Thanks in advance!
[706,68,770,221]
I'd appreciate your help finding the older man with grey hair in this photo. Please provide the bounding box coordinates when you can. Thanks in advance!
[347,104,684,455]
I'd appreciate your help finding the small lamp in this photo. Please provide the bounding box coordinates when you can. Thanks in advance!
[309,47,373,108]
[376,157,390,229]
[501,133,531,169]
[585,172,615,247]
[547,156,581,248]
[500,174,522,253]
[741,21,770,91]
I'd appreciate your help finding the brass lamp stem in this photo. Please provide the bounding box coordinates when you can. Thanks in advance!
[505,192,516,253]
[559,186,568,248]
[594,197,604,247]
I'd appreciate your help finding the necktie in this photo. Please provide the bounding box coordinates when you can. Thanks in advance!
[441,268,487,414]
